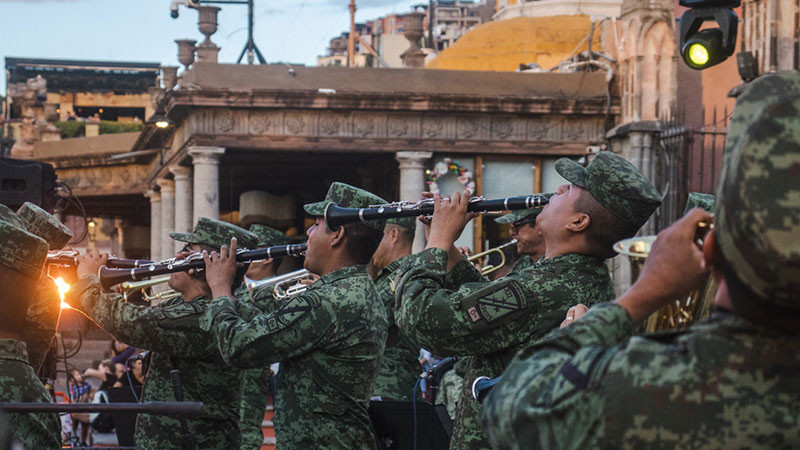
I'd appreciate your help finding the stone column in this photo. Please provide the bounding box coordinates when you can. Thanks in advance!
[396,151,433,253]
[156,178,176,261]
[170,165,194,254]
[189,146,225,223]
[146,190,161,260]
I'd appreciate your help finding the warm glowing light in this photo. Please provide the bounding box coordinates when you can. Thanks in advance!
[88,220,96,228]
[55,277,71,309]
[687,43,710,67]
[155,120,170,129]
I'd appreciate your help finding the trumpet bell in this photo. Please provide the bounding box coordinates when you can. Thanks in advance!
[613,236,657,260]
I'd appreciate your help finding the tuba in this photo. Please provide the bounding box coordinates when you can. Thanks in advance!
[614,229,716,332]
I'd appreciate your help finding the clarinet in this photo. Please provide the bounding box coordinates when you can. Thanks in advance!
[99,244,307,290]
[324,195,549,229]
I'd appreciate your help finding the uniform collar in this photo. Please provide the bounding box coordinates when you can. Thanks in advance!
[376,254,411,280]
[318,264,368,285]
[537,252,607,268]
[0,338,30,364]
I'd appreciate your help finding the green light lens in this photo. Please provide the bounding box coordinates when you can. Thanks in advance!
[688,43,710,66]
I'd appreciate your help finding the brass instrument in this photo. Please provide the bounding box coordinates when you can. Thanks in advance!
[249,269,314,300]
[614,226,716,332]
[99,244,307,290]
[324,195,549,229]
[468,239,518,276]
[121,275,180,302]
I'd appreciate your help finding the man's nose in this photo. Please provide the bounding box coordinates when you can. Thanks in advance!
[556,184,568,195]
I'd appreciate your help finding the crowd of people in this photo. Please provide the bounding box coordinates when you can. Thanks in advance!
[0,71,797,450]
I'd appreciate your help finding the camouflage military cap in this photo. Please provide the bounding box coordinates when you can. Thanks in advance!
[16,202,73,250]
[715,72,800,308]
[303,182,388,231]
[0,204,24,228]
[556,151,662,229]
[249,224,290,247]
[387,216,417,231]
[0,220,48,279]
[683,192,715,216]
[169,217,259,250]
[495,193,554,224]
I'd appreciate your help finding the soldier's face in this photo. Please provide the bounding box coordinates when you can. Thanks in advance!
[168,243,203,292]
[371,226,394,270]
[304,217,330,273]
[511,221,545,257]
[536,184,581,236]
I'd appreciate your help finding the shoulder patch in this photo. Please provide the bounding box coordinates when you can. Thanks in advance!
[473,282,527,323]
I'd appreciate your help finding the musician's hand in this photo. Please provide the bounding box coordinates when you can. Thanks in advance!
[426,190,473,252]
[76,248,108,280]
[616,208,713,324]
[299,273,320,286]
[560,304,589,328]
[203,238,238,300]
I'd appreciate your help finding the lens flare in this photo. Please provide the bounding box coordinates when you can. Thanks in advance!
[54,277,71,309]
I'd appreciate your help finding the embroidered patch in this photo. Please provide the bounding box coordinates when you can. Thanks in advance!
[475,284,526,322]
[274,296,313,328]
[468,307,480,322]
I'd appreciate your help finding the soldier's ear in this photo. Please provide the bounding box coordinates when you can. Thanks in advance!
[329,225,346,248]
[566,212,591,233]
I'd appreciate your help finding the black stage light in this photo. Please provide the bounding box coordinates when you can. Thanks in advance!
[679,1,740,70]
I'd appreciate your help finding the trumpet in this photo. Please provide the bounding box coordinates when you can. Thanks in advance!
[48,251,155,269]
[324,195,549,229]
[468,240,518,276]
[120,276,181,302]
[249,269,314,300]
[99,244,307,290]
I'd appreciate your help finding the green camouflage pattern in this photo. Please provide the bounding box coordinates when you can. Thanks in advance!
[435,358,467,421]
[372,256,422,401]
[22,276,62,371]
[481,303,800,449]
[556,151,661,229]
[303,182,388,231]
[394,248,615,449]
[0,338,61,450]
[232,282,278,450]
[387,215,417,231]
[16,202,73,250]
[714,72,800,307]
[683,192,715,215]
[248,224,290,247]
[0,221,47,279]
[65,276,242,450]
[0,204,23,228]
[200,264,388,449]
[170,217,259,250]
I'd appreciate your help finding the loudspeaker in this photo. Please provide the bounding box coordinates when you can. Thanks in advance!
[0,158,57,212]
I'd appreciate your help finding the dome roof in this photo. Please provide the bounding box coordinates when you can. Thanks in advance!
[427,15,604,72]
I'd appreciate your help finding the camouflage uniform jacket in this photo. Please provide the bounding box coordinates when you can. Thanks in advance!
[372,256,423,401]
[481,303,800,450]
[66,276,241,450]
[0,339,61,450]
[200,264,388,450]
[22,276,61,371]
[233,283,278,450]
[394,248,615,450]
[508,255,533,275]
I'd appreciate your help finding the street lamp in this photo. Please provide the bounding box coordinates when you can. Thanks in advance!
[679,0,740,70]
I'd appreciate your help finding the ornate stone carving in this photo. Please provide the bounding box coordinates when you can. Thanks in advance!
[527,119,550,140]
[388,116,411,137]
[422,117,444,138]
[215,110,234,132]
[249,114,270,135]
[56,165,150,195]
[285,114,306,135]
[564,119,587,141]
[458,116,480,139]
[493,117,514,139]
[354,116,375,137]
[320,116,340,135]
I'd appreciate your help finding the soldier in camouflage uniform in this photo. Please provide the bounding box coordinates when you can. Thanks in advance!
[370,215,422,401]
[0,220,62,449]
[235,224,290,450]
[200,182,389,449]
[16,202,72,372]
[493,195,550,275]
[64,217,259,449]
[481,71,800,450]
[394,151,662,449]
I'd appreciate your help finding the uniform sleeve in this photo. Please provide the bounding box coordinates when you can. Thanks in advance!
[65,275,214,358]
[443,255,484,288]
[199,291,334,368]
[394,248,578,356]
[480,303,634,450]
[22,277,61,371]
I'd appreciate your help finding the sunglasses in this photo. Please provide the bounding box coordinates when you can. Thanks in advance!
[511,217,537,229]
